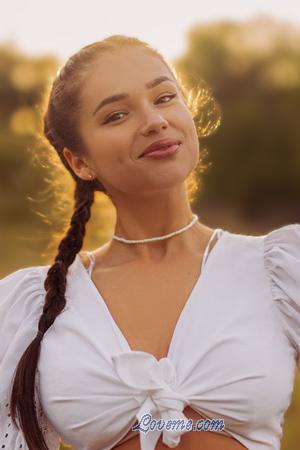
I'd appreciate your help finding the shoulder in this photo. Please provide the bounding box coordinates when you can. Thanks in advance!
[0,264,50,311]
[263,222,300,253]
[0,264,49,290]
[228,222,300,297]
[224,223,300,356]
[0,264,61,449]
[218,224,300,294]
[222,222,300,253]
[78,251,92,271]
[260,223,300,354]
[262,223,300,288]
[0,264,51,396]
[0,265,50,355]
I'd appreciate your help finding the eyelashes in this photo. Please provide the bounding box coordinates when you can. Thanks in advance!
[102,93,177,124]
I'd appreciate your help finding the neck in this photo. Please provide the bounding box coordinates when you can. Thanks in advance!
[109,221,213,263]
[106,185,212,262]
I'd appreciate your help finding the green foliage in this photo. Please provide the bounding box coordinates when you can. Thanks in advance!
[174,16,300,217]
[1,17,300,449]
[0,44,114,272]
[0,44,59,227]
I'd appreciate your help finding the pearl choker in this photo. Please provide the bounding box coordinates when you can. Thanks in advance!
[112,214,199,244]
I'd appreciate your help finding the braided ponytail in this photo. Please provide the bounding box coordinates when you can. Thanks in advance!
[8,34,219,449]
[10,179,95,449]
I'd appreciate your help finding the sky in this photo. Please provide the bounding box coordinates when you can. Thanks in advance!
[1,0,300,63]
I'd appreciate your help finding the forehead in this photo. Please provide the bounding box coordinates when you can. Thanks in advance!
[80,48,174,107]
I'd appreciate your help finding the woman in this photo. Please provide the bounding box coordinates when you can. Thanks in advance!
[0,35,300,450]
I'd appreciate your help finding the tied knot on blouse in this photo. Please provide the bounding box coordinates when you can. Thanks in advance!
[111,351,190,448]
[1,223,300,450]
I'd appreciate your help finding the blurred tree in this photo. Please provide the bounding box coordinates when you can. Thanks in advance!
[1,16,300,450]
[174,15,300,222]
[0,44,115,272]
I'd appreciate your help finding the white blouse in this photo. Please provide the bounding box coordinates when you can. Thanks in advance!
[0,223,300,450]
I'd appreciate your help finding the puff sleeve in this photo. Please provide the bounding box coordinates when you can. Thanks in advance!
[0,266,60,449]
[264,223,300,361]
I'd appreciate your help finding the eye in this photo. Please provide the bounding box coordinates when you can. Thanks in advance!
[156,93,177,103]
[103,111,127,124]
[103,93,177,124]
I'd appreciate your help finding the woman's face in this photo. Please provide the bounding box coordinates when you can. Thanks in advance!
[70,47,200,199]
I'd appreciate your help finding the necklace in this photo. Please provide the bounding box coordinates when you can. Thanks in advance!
[112,213,199,244]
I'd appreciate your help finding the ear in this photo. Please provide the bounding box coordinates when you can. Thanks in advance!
[63,147,95,181]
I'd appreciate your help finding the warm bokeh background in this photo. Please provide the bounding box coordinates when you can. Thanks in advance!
[1,15,300,450]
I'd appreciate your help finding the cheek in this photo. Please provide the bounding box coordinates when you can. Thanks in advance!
[179,109,200,156]
[90,137,133,186]
[177,103,198,136]
[87,129,128,165]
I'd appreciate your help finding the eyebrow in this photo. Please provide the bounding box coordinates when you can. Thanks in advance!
[92,75,175,116]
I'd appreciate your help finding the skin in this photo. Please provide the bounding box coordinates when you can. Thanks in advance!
[63,48,246,449]
[63,46,210,263]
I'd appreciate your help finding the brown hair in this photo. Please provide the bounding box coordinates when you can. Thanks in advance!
[9,35,221,449]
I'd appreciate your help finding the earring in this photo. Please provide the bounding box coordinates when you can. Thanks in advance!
[88,173,93,180]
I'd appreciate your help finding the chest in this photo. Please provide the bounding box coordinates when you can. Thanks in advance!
[89,254,203,360]
[39,245,297,450]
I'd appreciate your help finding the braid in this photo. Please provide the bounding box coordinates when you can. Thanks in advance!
[10,180,95,450]
[39,180,94,333]
[7,34,219,450]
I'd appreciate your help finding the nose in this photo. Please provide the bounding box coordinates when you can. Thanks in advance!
[140,108,169,136]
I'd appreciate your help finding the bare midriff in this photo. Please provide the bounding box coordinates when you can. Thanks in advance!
[80,226,248,450]
[112,406,248,449]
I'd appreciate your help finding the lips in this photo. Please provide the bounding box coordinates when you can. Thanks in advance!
[139,138,182,158]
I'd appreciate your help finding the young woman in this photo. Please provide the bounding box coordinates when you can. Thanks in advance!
[0,35,299,450]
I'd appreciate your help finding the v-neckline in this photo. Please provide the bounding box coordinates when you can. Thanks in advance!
[76,228,227,360]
